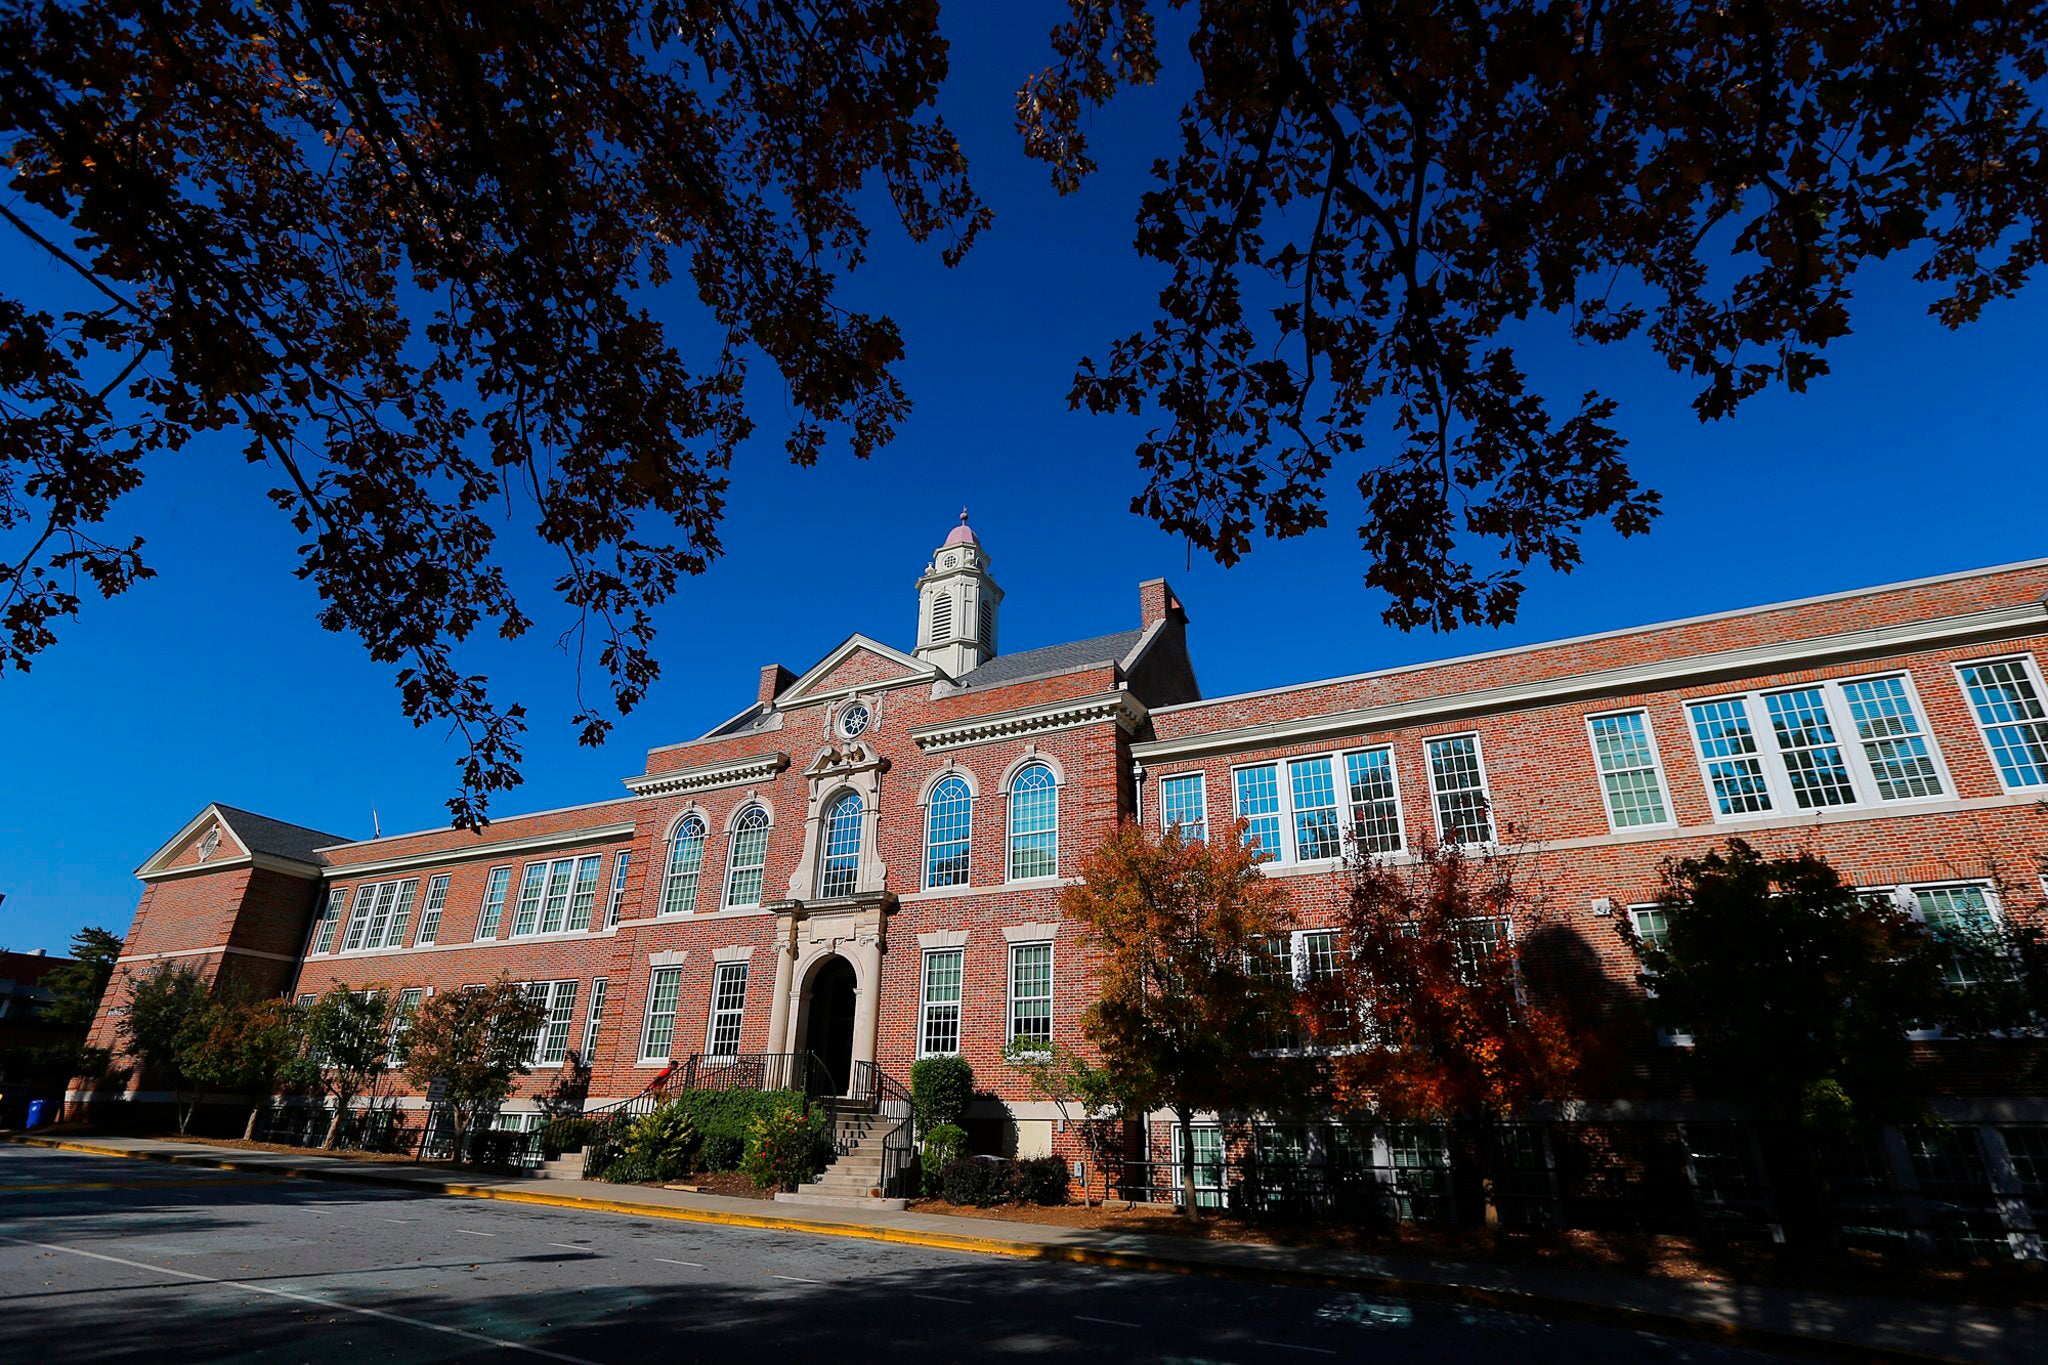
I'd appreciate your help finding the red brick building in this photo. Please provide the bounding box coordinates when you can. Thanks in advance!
[78,524,2048,1236]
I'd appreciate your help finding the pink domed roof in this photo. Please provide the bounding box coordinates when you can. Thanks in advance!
[943,507,979,547]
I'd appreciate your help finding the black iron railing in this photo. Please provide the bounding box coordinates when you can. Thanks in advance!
[846,1059,915,1198]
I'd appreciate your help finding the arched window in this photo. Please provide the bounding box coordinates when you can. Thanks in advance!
[925,776,972,889]
[661,816,707,916]
[1007,763,1058,881]
[724,805,771,908]
[818,790,864,898]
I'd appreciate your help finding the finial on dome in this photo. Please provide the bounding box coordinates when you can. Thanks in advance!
[959,506,970,525]
[943,506,980,548]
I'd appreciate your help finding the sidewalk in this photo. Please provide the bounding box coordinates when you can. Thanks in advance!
[8,1131,2042,1363]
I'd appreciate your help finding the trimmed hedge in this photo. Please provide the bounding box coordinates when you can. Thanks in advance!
[936,1154,1068,1207]
[910,1057,974,1132]
[586,1088,806,1184]
[741,1106,835,1192]
[920,1123,968,1197]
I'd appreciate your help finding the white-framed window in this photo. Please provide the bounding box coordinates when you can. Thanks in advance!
[1009,942,1053,1048]
[1160,772,1208,841]
[1424,735,1495,846]
[583,977,608,1059]
[1171,1123,1226,1210]
[474,865,512,939]
[1895,882,2006,987]
[1245,928,1343,1051]
[818,789,864,898]
[663,816,708,916]
[1956,656,2048,791]
[1452,916,1512,988]
[390,987,424,1051]
[605,853,630,928]
[919,947,964,1056]
[1586,710,1674,830]
[1007,763,1059,880]
[1344,746,1405,856]
[1626,904,1690,1042]
[414,874,450,945]
[511,856,602,936]
[340,879,419,952]
[706,962,749,1056]
[724,805,771,908]
[525,979,580,1065]
[1235,747,1407,864]
[925,775,973,888]
[309,888,347,955]
[639,967,683,1061]
[1686,674,1949,819]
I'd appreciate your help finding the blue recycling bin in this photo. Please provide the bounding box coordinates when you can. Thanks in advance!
[25,1099,48,1129]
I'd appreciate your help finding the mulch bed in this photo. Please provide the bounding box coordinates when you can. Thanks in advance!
[655,1170,773,1200]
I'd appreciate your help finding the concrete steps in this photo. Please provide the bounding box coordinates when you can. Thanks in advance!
[775,1108,907,1211]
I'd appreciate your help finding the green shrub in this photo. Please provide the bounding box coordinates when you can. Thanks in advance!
[939,1157,1013,1207]
[741,1106,834,1192]
[910,1057,974,1132]
[541,1116,595,1159]
[699,1131,745,1172]
[1014,1155,1070,1206]
[920,1123,968,1197]
[628,1104,699,1181]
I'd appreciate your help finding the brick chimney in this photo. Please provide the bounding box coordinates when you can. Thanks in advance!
[757,663,796,707]
[1139,579,1187,629]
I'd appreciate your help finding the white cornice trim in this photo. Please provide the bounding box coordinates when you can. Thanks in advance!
[138,850,326,885]
[118,944,302,966]
[624,752,790,800]
[1135,602,2048,761]
[911,690,1149,753]
[777,633,939,705]
[320,822,636,880]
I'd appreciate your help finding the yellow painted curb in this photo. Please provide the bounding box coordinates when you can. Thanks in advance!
[1,1133,1968,1363]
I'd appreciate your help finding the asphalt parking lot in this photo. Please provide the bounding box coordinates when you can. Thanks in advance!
[0,1145,1777,1362]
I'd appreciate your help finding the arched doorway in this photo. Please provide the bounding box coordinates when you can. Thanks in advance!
[803,957,858,1095]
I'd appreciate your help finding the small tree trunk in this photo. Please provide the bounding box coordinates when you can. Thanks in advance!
[244,1100,262,1141]
[323,1100,345,1148]
[1174,1106,1199,1218]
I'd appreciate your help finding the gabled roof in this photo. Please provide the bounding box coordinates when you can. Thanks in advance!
[950,629,1145,690]
[135,803,345,882]
[775,633,938,704]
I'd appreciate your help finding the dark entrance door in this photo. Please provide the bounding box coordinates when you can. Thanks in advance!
[804,957,858,1095]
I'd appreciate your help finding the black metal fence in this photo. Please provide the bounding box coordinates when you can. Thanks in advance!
[250,1103,543,1171]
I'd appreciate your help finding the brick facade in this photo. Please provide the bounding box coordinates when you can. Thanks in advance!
[78,535,2048,1165]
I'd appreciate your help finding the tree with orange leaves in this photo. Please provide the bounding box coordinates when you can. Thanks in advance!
[1061,820,1304,1215]
[1303,841,1607,1226]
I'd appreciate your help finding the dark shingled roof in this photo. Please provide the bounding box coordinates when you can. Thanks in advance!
[705,703,774,738]
[951,629,1143,689]
[214,804,346,866]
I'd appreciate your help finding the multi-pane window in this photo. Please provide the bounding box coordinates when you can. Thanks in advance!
[1288,756,1343,861]
[341,879,418,952]
[1007,764,1059,880]
[663,816,708,916]
[706,963,749,1057]
[1629,905,1672,955]
[1957,657,2048,790]
[512,856,601,936]
[1344,747,1404,855]
[1009,942,1053,1048]
[1233,763,1284,861]
[818,790,865,898]
[310,888,347,954]
[724,806,771,907]
[1690,677,1948,817]
[605,853,631,928]
[1160,772,1207,841]
[390,988,424,1052]
[583,977,608,1059]
[1453,917,1511,987]
[1689,698,1774,815]
[920,948,964,1056]
[1909,884,2003,987]
[414,874,450,945]
[925,776,973,888]
[640,967,683,1060]
[565,856,603,932]
[1840,677,1944,800]
[524,980,580,1065]
[475,865,511,939]
[1587,711,1673,829]
[1763,687,1858,809]
[1425,735,1495,845]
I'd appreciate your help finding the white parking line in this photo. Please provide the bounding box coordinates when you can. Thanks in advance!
[379,1217,414,1224]
[1074,1314,1140,1328]
[912,1293,972,1305]
[455,1229,496,1237]
[656,1258,706,1269]
[770,1273,820,1283]
[0,1233,598,1365]
[1255,1344,1337,1357]
[547,1243,591,1252]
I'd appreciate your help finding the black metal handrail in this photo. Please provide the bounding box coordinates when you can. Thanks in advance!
[846,1059,915,1198]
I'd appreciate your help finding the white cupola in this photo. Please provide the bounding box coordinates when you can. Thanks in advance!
[914,508,1002,677]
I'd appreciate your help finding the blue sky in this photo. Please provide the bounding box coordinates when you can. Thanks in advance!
[3,9,2045,956]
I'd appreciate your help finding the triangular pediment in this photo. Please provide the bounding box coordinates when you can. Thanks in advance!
[778,634,938,704]
[136,805,250,878]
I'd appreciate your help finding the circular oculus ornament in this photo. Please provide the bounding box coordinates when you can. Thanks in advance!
[838,702,872,739]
